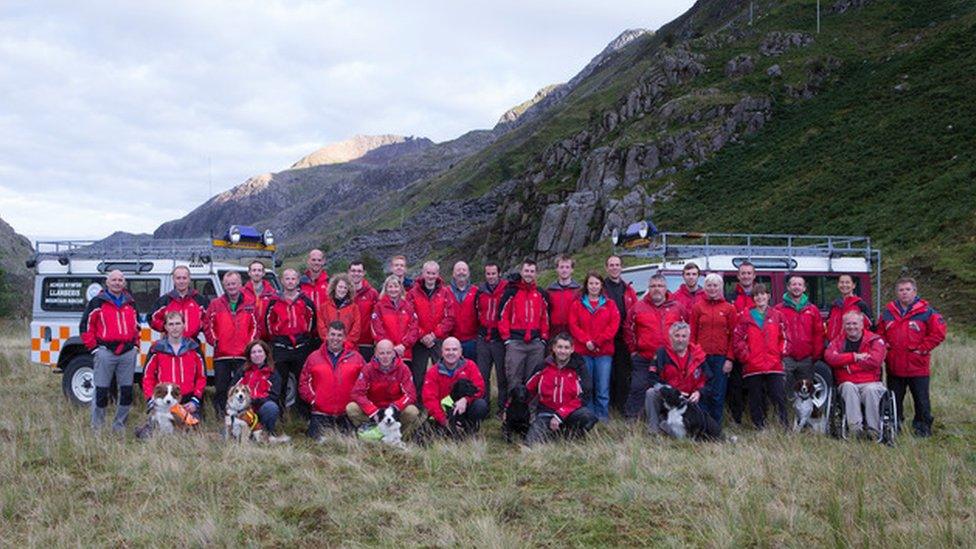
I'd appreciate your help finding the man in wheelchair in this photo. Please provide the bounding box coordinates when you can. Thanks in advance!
[824,311,889,440]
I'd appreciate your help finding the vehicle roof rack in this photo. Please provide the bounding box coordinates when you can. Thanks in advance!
[30,238,280,264]
[619,232,878,263]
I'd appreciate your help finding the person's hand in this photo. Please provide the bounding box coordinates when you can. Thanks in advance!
[688,391,700,403]
[585,341,596,352]
[853,352,869,362]
[549,416,561,431]
[723,360,733,374]
[393,344,406,356]
[183,401,198,414]
[422,334,435,347]
[454,397,468,415]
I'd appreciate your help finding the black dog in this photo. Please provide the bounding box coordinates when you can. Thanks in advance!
[659,386,723,441]
[501,385,532,443]
[445,378,480,429]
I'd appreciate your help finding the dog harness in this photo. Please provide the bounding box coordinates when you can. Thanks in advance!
[237,409,261,430]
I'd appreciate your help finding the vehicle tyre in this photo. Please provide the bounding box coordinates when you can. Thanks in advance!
[62,354,95,406]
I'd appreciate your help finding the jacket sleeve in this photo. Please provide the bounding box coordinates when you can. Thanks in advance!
[315,302,330,342]
[345,306,362,351]
[267,369,283,404]
[525,369,542,396]
[555,377,581,420]
[497,289,515,341]
[203,303,217,346]
[304,297,317,336]
[689,303,701,345]
[247,306,258,344]
[576,358,593,404]
[856,337,886,373]
[857,300,874,327]
[370,309,387,342]
[298,360,315,404]
[79,302,101,350]
[623,306,638,354]
[434,291,455,340]
[142,352,159,400]
[823,339,852,368]
[421,369,446,425]
[192,353,207,399]
[725,305,737,360]
[600,301,621,349]
[402,303,420,348]
[568,300,587,346]
[733,316,749,363]
[647,349,664,387]
[148,295,168,333]
[919,310,947,353]
[467,362,486,400]
[394,364,417,410]
[539,290,550,341]
[264,300,276,339]
[694,359,711,400]
[811,307,825,360]
[351,369,377,417]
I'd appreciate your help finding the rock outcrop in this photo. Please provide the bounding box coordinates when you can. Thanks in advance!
[0,216,34,316]
[291,135,433,169]
[759,31,814,56]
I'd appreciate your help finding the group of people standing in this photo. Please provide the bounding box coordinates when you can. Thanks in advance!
[80,249,946,443]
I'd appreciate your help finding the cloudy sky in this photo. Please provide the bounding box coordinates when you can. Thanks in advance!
[0,0,693,241]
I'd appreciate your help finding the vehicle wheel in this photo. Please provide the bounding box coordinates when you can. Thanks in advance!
[62,354,95,406]
[811,362,834,434]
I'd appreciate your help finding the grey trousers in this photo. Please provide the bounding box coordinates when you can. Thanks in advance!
[840,381,886,433]
[91,347,137,431]
[476,339,507,407]
[504,339,545,392]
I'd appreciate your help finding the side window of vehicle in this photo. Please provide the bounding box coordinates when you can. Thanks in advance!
[807,275,864,312]
[126,279,162,319]
[723,275,772,300]
[192,278,217,301]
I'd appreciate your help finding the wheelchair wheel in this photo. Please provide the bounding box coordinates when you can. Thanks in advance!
[879,390,898,446]
[828,388,847,439]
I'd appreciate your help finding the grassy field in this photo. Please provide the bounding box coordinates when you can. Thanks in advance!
[1,323,974,547]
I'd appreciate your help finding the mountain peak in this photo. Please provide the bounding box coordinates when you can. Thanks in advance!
[290,134,432,169]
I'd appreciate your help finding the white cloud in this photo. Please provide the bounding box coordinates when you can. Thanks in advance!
[0,0,694,239]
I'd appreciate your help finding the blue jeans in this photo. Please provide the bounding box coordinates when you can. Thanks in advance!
[256,401,280,434]
[703,354,729,425]
[583,355,613,420]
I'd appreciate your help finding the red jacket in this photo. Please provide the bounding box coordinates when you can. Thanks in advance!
[238,362,281,406]
[316,297,361,350]
[448,282,479,341]
[498,279,550,342]
[624,294,686,359]
[546,280,581,335]
[243,279,276,340]
[568,295,620,356]
[826,295,873,342]
[774,295,824,361]
[204,293,258,360]
[690,296,737,359]
[824,330,886,385]
[300,270,330,312]
[733,307,785,377]
[407,278,456,340]
[80,290,140,352]
[876,299,946,377]
[265,292,317,348]
[649,343,709,397]
[526,357,586,419]
[350,356,416,417]
[353,281,380,345]
[141,338,206,401]
[298,347,365,416]
[475,280,508,341]
[672,284,705,314]
[421,358,485,426]
[149,289,209,340]
[729,284,756,313]
[370,296,420,359]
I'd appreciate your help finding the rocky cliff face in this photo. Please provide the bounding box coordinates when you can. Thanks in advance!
[291,135,434,169]
[0,216,34,316]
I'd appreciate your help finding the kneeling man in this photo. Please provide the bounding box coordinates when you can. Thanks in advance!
[347,339,422,438]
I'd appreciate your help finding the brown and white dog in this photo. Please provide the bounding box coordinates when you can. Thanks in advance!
[224,384,266,442]
[150,383,182,435]
[793,379,818,432]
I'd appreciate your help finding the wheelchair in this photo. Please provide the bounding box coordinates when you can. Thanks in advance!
[828,382,899,446]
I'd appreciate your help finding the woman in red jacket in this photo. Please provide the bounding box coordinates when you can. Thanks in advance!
[371,276,420,363]
[690,273,737,425]
[568,271,620,421]
[316,273,362,349]
[233,340,287,441]
[733,284,788,429]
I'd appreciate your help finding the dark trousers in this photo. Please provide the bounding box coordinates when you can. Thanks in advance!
[624,354,654,419]
[702,354,729,425]
[425,398,489,439]
[460,339,477,360]
[887,374,932,434]
[358,344,375,363]
[272,345,312,415]
[726,361,746,424]
[610,336,633,413]
[525,407,598,445]
[213,358,245,416]
[307,413,353,439]
[411,341,441,396]
[746,373,787,429]
[476,339,507,408]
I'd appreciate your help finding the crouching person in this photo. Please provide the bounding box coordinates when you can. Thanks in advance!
[347,339,422,439]
[234,340,288,442]
[137,312,206,437]
[421,337,489,439]
[299,321,365,441]
[644,322,720,440]
[525,333,597,446]
[824,311,888,439]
